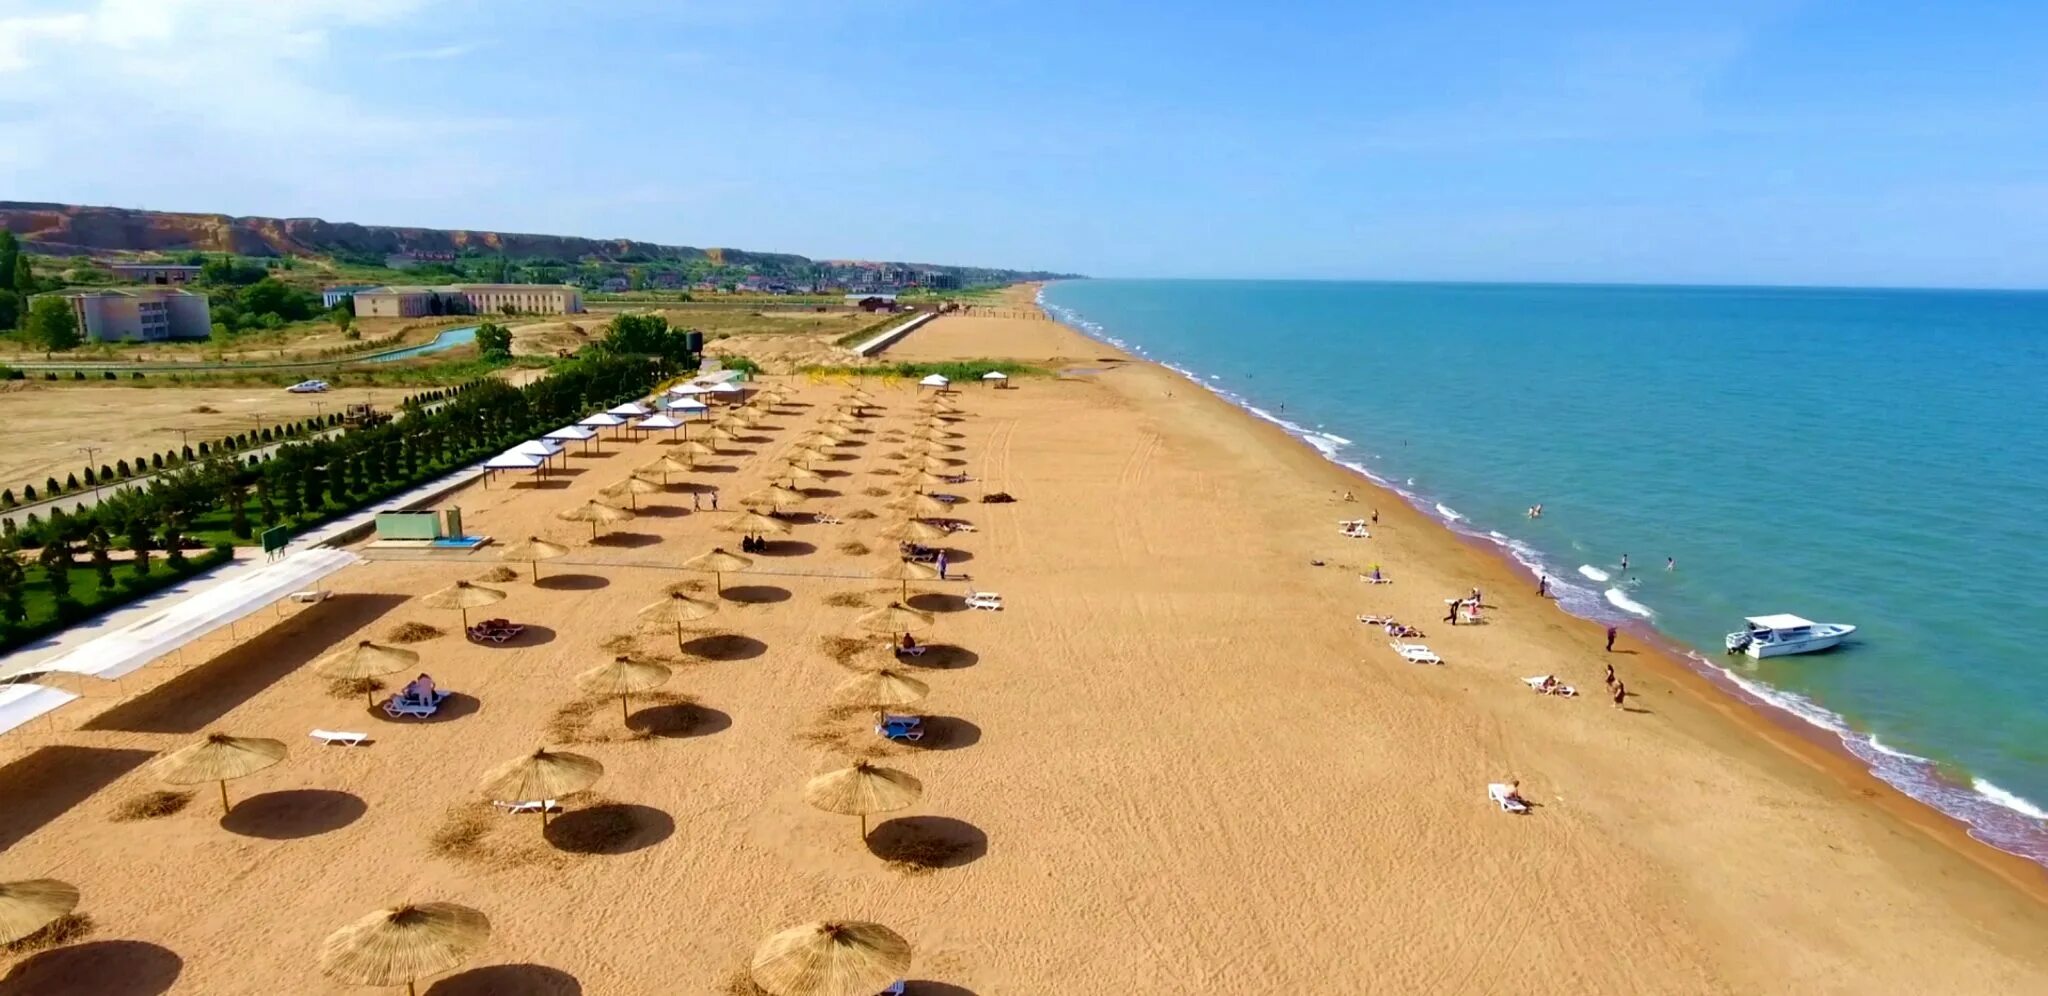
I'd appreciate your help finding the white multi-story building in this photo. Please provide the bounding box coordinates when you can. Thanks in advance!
[53,288,213,342]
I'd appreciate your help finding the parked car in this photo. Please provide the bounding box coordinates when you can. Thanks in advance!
[287,380,330,393]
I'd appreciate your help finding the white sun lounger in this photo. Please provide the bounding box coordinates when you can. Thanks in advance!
[493,799,562,814]
[381,698,439,719]
[309,729,369,747]
[1358,614,1394,625]
[1341,525,1370,538]
[815,514,844,525]
[1390,641,1442,665]
[1359,573,1392,584]
[1488,783,1530,814]
[1522,676,1577,697]
[965,592,1003,611]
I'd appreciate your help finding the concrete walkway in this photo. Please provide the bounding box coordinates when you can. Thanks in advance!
[0,457,492,676]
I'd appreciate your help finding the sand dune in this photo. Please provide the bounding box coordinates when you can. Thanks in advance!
[1,299,2044,994]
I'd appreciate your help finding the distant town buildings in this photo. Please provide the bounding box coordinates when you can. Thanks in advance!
[383,251,458,269]
[322,284,378,308]
[848,293,901,312]
[352,284,585,318]
[109,263,203,285]
[50,287,212,342]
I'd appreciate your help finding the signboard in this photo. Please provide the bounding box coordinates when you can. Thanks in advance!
[260,525,289,558]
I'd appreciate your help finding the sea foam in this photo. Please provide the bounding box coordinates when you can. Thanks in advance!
[1578,564,1611,582]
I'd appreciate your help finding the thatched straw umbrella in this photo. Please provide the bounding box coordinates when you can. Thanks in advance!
[600,475,663,510]
[478,749,602,830]
[908,471,952,491]
[720,511,792,539]
[787,445,834,468]
[682,547,753,595]
[854,601,935,648]
[0,879,79,946]
[556,499,635,539]
[498,536,569,582]
[781,464,827,487]
[316,641,421,705]
[638,592,719,649]
[750,920,910,996]
[420,580,506,628]
[876,519,949,544]
[677,439,719,465]
[150,733,286,813]
[698,427,735,452]
[740,484,808,513]
[873,559,940,600]
[883,493,952,519]
[833,668,929,711]
[803,761,923,838]
[319,902,491,996]
[638,453,692,485]
[577,655,673,725]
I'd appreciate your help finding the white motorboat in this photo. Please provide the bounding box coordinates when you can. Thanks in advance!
[1724,614,1856,659]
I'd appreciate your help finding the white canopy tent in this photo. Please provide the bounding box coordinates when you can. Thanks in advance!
[608,401,652,417]
[578,412,629,437]
[511,439,565,465]
[485,450,546,475]
[665,396,709,413]
[0,548,360,684]
[707,382,745,398]
[544,424,599,452]
[0,683,80,736]
[636,413,686,438]
[918,373,950,390]
[981,371,1008,387]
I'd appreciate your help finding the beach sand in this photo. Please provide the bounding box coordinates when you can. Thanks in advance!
[3,292,2045,994]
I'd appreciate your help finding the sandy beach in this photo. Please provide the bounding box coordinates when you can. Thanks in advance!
[2,288,2045,995]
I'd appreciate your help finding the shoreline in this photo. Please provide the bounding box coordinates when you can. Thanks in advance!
[1027,280,2048,896]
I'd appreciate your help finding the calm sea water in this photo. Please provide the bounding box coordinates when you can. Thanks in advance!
[1039,279,2048,864]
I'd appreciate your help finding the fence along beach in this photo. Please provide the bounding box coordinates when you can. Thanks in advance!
[0,285,2043,992]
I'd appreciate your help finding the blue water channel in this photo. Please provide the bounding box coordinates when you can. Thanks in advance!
[364,325,477,362]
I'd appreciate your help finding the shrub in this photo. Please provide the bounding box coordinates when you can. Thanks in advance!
[71,370,85,380]
[102,370,116,380]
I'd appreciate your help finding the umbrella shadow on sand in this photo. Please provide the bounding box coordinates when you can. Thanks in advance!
[905,593,966,613]
[679,633,767,661]
[903,985,979,996]
[534,574,609,591]
[542,803,674,855]
[898,716,980,751]
[627,702,732,739]
[425,964,582,995]
[898,645,978,670]
[365,692,482,725]
[219,789,366,839]
[864,816,988,871]
[0,940,182,995]
[720,585,791,605]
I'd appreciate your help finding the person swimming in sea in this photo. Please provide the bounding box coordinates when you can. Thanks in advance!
[1666,557,1676,571]
[1619,553,1629,572]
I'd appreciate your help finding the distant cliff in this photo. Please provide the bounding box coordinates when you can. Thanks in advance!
[0,200,1077,282]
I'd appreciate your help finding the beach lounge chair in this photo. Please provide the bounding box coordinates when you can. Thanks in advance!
[381,697,438,719]
[492,799,562,814]
[1522,676,1577,697]
[966,592,1003,611]
[309,729,369,747]
[947,521,977,533]
[1340,523,1370,538]
[1359,573,1392,585]
[877,714,925,742]
[1488,783,1530,814]
[1358,614,1394,625]
[1390,641,1443,665]
[466,619,526,644]
[879,983,906,996]
[288,589,330,603]
[815,514,844,525]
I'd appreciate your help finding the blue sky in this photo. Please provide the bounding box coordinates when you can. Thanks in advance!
[3,0,2045,287]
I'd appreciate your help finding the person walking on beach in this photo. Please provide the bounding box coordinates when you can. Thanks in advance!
[1370,509,1379,525]
[1604,663,1616,690]
[1538,575,1549,597]
[1612,681,1627,709]
[1445,600,1459,625]
[692,491,701,511]
[1605,625,1617,652]
[710,491,719,511]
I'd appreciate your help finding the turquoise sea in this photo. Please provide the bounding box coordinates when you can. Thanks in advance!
[1039,279,2048,865]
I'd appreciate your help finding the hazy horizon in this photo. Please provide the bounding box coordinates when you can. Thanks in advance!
[5,1,2046,289]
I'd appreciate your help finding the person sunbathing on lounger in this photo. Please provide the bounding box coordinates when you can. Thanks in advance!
[900,633,918,651]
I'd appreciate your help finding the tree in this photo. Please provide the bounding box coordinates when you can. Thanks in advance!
[12,254,32,296]
[37,540,74,600]
[0,231,18,295]
[0,549,25,622]
[87,528,115,591]
[23,295,81,351]
[0,289,18,332]
[331,306,354,337]
[476,321,513,360]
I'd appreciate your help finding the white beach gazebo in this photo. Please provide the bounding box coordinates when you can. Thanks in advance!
[544,424,600,454]
[981,371,1008,389]
[485,449,548,485]
[918,373,950,392]
[637,412,687,439]
[511,438,566,466]
[608,401,652,417]
[578,412,630,438]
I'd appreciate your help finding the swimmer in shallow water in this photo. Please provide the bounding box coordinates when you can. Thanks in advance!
[1666,557,1676,571]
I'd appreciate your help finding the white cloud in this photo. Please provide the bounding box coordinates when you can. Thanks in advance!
[383,40,492,62]
[0,0,521,219]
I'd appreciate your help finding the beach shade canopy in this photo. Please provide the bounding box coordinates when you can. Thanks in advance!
[751,920,911,996]
[479,748,603,816]
[709,382,745,395]
[834,668,929,709]
[511,439,563,460]
[543,424,597,442]
[682,546,754,594]
[556,499,635,538]
[803,761,924,837]
[677,439,719,460]
[600,475,663,509]
[905,456,956,474]
[498,536,570,581]
[577,655,673,724]
[981,371,1008,382]
[873,559,941,599]
[877,519,950,544]
[420,580,507,627]
[790,446,835,466]
[665,396,711,412]
[483,451,545,472]
[720,510,793,536]
[884,493,952,518]
[741,485,808,511]
[638,453,692,484]
[781,464,827,486]
[320,902,491,996]
[316,641,420,705]
[150,733,287,813]
[577,412,628,428]
[637,413,685,432]
[918,374,949,388]
[0,879,80,946]
[854,602,936,641]
[639,592,720,648]
[669,383,710,396]
[608,401,652,417]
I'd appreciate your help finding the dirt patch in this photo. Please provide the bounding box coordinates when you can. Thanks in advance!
[819,636,872,669]
[111,790,193,822]
[824,590,868,608]
[2,913,95,955]
[599,632,642,654]
[383,621,443,643]
[836,540,872,555]
[862,486,892,497]
[847,510,877,520]
[326,677,386,700]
